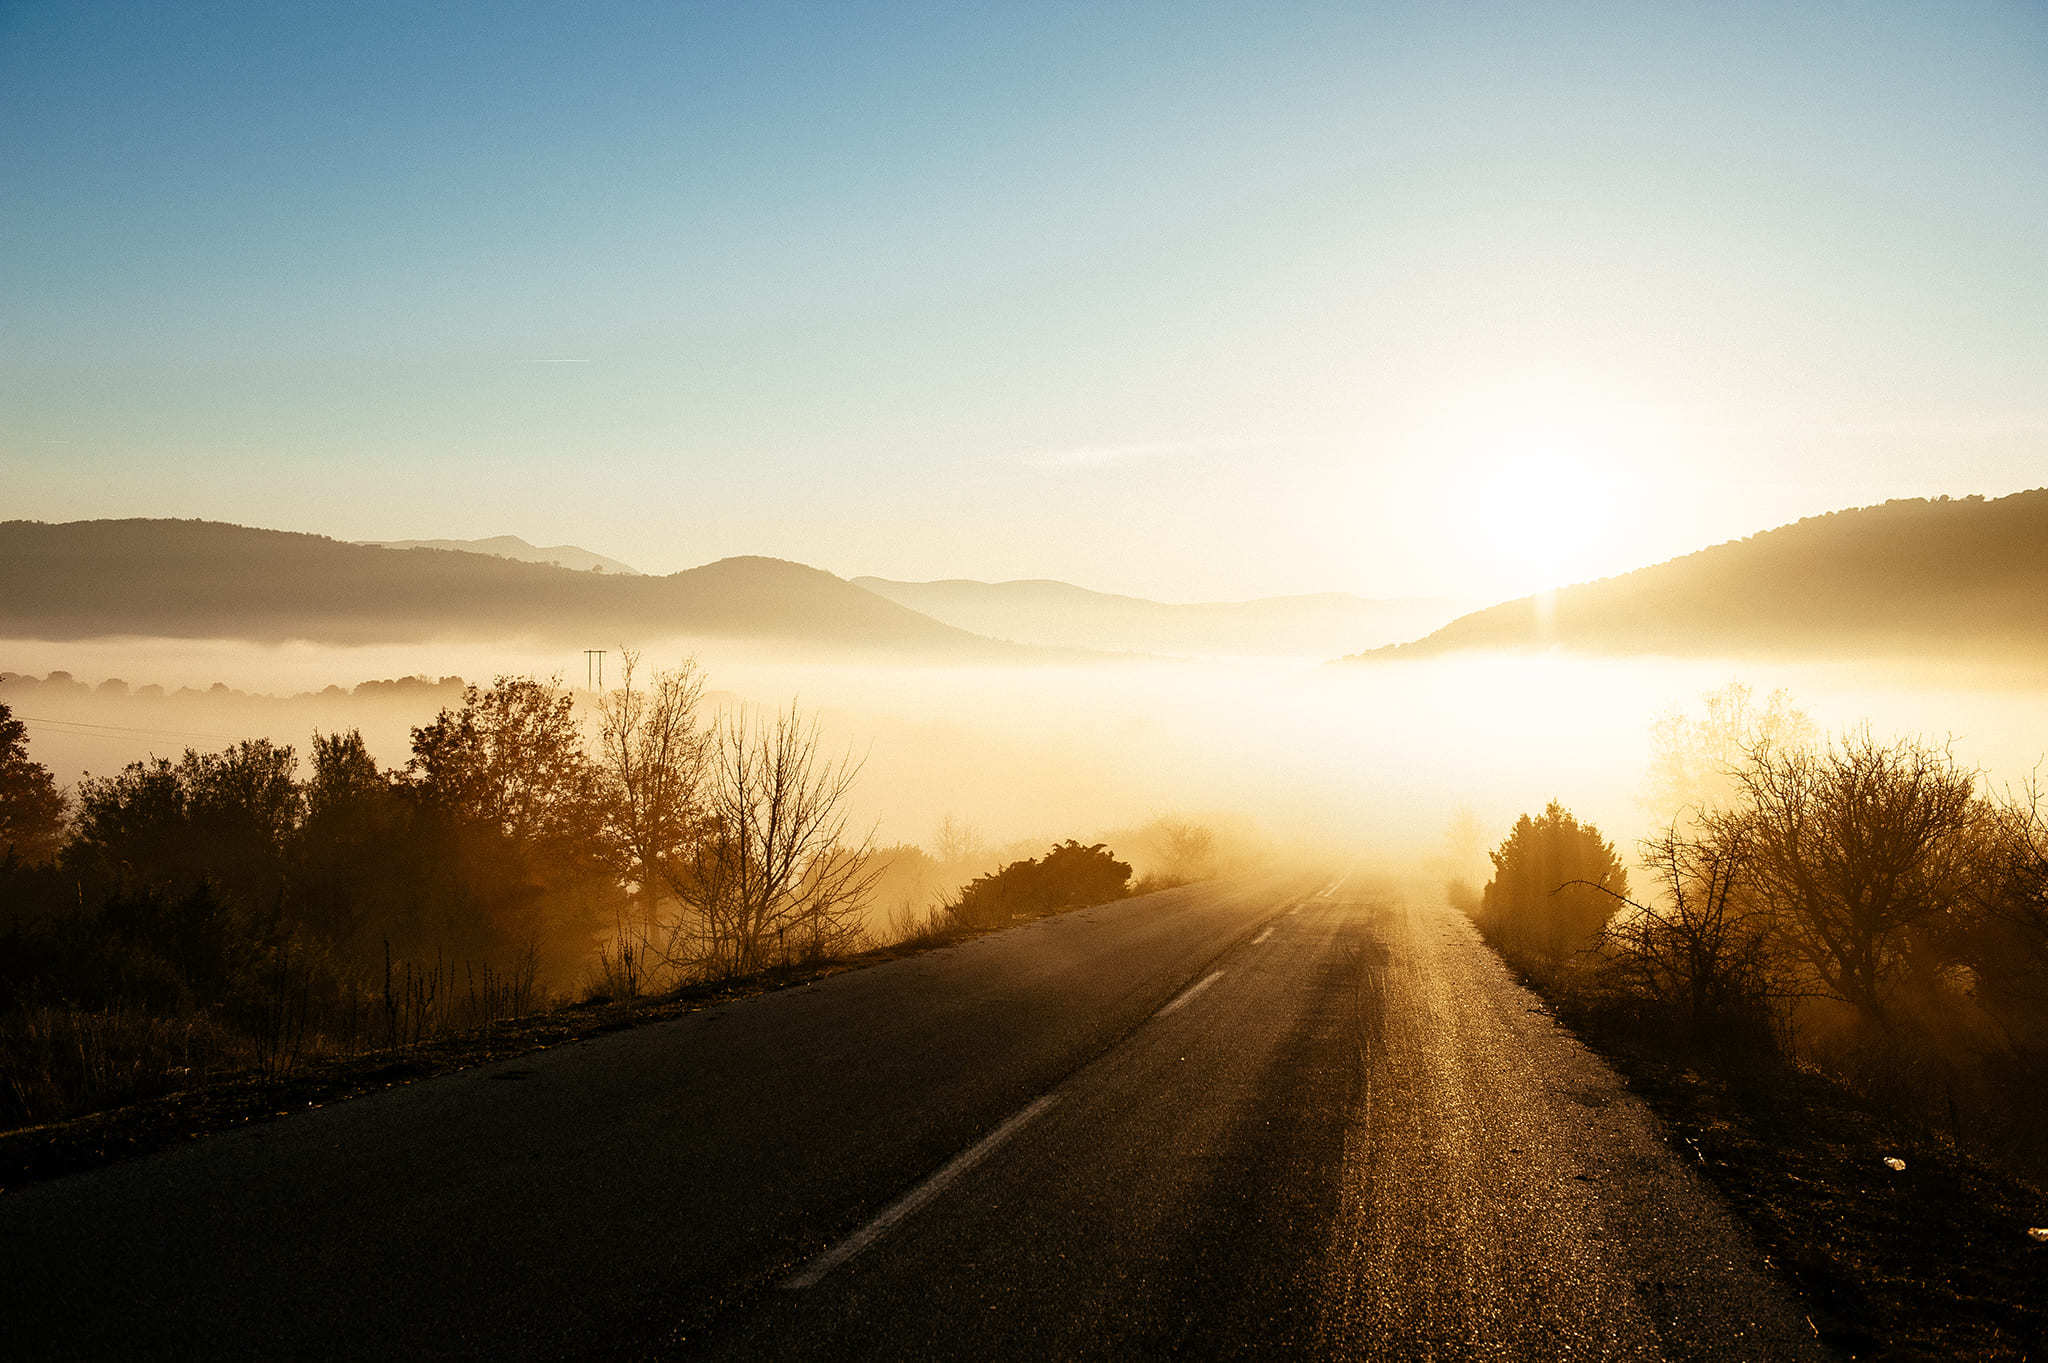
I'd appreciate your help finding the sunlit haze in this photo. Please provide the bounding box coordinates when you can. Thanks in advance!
[6,10,2048,1355]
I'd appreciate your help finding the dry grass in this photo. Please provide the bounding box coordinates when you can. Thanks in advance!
[0,1007,245,1129]
[0,908,1015,1190]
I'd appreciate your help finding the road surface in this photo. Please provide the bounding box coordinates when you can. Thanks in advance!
[0,874,1824,1359]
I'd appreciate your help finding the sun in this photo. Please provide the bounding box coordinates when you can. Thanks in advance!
[1379,373,1662,598]
[1471,443,1619,587]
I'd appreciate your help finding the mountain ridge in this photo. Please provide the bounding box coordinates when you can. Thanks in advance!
[854,575,1458,658]
[0,519,1026,658]
[357,535,641,576]
[1348,489,2048,663]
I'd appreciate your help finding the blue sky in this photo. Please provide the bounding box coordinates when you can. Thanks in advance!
[5,2,2045,600]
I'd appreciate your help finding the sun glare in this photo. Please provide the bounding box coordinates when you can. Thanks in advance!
[1473,445,1618,585]
[1400,375,1649,595]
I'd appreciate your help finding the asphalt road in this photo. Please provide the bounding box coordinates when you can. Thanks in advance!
[0,875,1826,1360]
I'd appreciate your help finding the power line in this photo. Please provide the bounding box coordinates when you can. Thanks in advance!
[15,714,248,743]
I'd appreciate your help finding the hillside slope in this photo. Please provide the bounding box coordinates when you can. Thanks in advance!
[855,576,1457,658]
[0,519,1019,656]
[357,535,641,576]
[1352,491,2048,662]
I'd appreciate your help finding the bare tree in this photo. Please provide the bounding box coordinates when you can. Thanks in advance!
[1958,777,2048,1008]
[1644,683,1817,828]
[1159,819,1217,882]
[595,651,710,919]
[932,812,985,867]
[661,702,878,977]
[1596,814,1776,1033]
[1734,729,1980,1028]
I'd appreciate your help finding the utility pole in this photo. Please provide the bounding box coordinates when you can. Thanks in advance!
[584,649,606,691]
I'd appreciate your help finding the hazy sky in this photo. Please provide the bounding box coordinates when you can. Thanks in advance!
[5,2,2045,602]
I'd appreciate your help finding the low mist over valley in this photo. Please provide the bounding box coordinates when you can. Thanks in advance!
[9,492,2048,867]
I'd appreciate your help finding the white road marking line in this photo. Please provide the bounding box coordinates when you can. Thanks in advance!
[1251,925,1274,945]
[781,1094,1061,1289]
[1155,970,1226,1018]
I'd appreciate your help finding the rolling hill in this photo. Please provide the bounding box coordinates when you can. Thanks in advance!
[0,519,1023,657]
[1351,490,2048,662]
[357,535,641,576]
[854,576,1459,658]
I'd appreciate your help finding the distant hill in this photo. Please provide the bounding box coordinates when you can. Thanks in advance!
[0,519,1023,657]
[853,577,1458,658]
[357,534,641,576]
[1350,490,2048,662]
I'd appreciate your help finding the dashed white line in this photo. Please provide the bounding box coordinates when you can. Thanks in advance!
[1250,925,1275,945]
[1155,970,1226,1018]
[782,951,1251,1287]
[781,1094,1061,1289]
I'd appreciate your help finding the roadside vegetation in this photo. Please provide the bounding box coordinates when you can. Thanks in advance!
[1460,685,2048,1358]
[943,840,1134,932]
[0,671,1214,1140]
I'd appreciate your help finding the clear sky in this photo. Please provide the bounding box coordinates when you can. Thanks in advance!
[4,1,2045,603]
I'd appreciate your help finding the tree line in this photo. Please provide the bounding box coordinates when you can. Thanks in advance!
[0,659,879,1125]
[0,663,1181,1129]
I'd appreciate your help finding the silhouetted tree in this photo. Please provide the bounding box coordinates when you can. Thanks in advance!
[68,739,300,913]
[405,676,615,976]
[1941,781,2048,1028]
[95,879,250,1006]
[595,652,710,911]
[68,757,188,889]
[179,739,302,912]
[407,676,600,847]
[662,703,876,976]
[58,740,307,1023]
[1733,730,1979,1029]
[1597,814,1776,1037]
[0,702,66,865]
[1479,802,1627,973]
[291,730,410,955]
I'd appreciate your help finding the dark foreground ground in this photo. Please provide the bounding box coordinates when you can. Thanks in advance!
[1544,995,2048,1360]
[0,876,1825,1360]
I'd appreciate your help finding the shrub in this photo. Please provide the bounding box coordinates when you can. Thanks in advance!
[948,841,1131,931]
[1477,802,1626,976]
